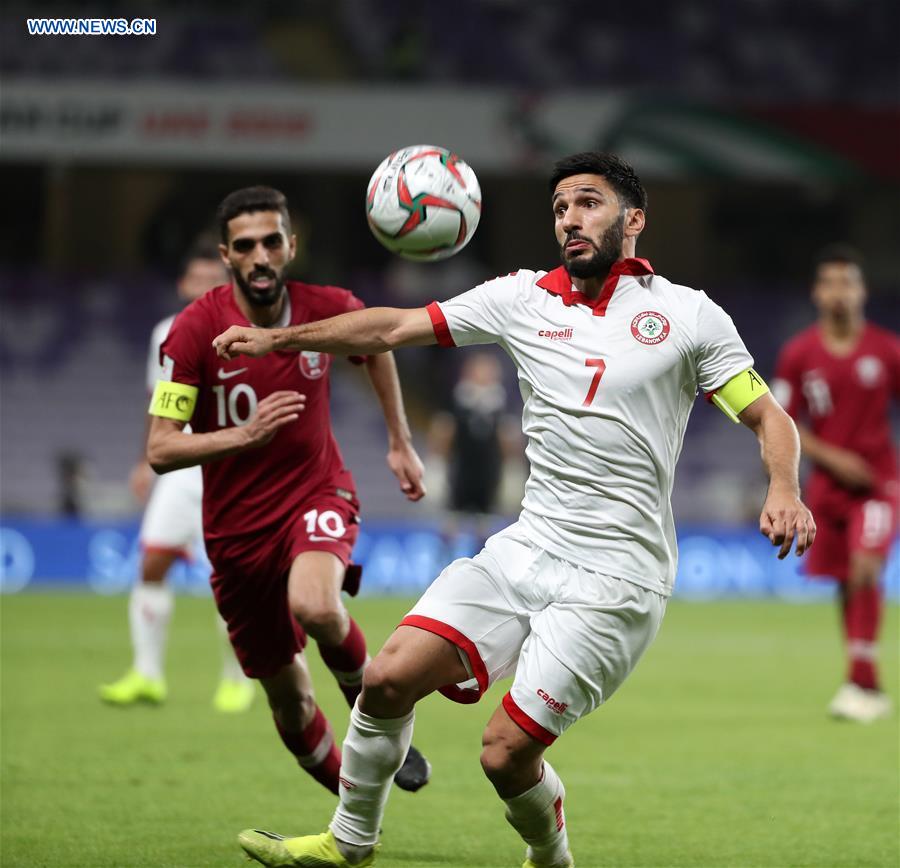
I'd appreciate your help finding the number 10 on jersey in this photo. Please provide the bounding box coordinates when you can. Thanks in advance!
[212,383,258,427]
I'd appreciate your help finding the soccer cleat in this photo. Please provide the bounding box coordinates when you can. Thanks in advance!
[393,744,431,792]
[212,677,255,713]
[858,690,894,723]
[828,683,893,723]
[238,828,375,867]
[98,669,166,705]
[828,683,861,718]
[523,852,574,868]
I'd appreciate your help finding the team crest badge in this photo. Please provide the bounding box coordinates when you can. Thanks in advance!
[855,355,883,387]
[299,351,329,379]
[631,311,670,345]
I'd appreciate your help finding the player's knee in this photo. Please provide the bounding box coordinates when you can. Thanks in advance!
[291,599,347,643]
[360,655,415,712]
[140,550,176,583]
[849,557,882,589]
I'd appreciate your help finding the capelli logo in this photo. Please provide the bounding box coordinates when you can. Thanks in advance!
[536,688,568,714]
[537,327,574,342]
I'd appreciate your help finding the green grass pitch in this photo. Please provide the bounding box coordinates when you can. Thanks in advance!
[1,593,897,867]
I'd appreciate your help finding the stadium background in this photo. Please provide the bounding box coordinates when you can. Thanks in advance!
[1,3,898,867]
[2,1,898,597]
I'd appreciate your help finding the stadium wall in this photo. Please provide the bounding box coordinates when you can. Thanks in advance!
[1,518,897,601]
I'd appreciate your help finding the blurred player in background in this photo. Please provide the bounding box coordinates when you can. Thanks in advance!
[146,186,430,795]
[99,242,254,713]
[427,350,521,550]
[773,245,898,723]
[217,152,816,868]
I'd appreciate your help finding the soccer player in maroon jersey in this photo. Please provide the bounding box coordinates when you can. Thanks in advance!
[773,245,898,723]
[146,186,430,792]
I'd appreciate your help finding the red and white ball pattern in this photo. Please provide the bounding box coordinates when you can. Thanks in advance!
[366,144,481,261]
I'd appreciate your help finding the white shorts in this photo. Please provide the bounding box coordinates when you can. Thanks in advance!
[139,465,203,557]
[401,522,667,744]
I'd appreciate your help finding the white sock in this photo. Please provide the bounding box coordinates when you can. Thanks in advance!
[216,615,247,682]
[129,582,173,680]
[504,762,570,867]
[329,701,414,849]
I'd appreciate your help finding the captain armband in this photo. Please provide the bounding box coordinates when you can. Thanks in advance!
[149,380,198,422]
[710,368,769,424]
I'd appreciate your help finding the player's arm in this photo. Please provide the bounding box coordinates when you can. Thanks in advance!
[498,414,524,461]
[427,411,456,459]
[795,424,874,492]
[213,307,435,360]
[129,416,155,502]
[146,385,306,474]
[132,323,168,501]
[736,390,816,559]
[772,356,875,491]
[363,352,426,502]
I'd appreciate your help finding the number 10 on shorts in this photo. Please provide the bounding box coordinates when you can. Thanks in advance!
[304,509,347,541]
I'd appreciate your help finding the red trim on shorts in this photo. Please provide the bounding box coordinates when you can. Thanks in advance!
[501,692,557,745]
[426,302,456,347]
[141,543,192,562]
[400,614,487,703]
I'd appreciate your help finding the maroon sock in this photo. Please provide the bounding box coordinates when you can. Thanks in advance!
[845,585,882,691]
[275,708,341,794]
[318,617,368,708]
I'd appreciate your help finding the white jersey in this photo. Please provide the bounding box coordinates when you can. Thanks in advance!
[147,314,176,392]
[427,258,753,596]
[142,313,202,543]
[147,313,195,437]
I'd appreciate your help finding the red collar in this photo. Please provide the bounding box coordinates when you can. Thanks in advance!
[536,257,654,316]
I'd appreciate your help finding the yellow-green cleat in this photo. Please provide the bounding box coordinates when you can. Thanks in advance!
[212,677,255,713]
[98,669,166,705]
[238,829,375,867]
[523,853,574,868]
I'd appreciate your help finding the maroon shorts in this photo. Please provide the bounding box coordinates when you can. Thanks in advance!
[207,487,361,679]
[805,494,897,583]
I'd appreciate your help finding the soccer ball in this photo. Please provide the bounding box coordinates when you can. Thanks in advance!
[366,145,481,261]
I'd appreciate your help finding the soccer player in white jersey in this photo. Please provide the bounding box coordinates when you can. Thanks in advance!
[214,152,816,868]
[100,243,255,713]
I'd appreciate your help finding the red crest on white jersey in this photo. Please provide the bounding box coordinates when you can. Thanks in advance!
[631,311,670,345]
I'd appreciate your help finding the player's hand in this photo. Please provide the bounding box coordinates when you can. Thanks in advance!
[823,448,875,492]
[213,325,276,360]
[242,391,306,447]
[759,488,817,559]
[387,440,426,502]
[129,461,154,503]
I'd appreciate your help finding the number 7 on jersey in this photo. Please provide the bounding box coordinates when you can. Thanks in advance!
[583,358,607,406]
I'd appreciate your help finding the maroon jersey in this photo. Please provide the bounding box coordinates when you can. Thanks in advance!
[161,281,365,544]
[773,322,899,511]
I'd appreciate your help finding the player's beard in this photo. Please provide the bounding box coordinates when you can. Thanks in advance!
[233,266,285,308]
[560,213,625,279]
